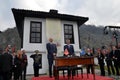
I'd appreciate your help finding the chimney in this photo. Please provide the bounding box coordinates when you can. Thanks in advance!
[49,9,58,14]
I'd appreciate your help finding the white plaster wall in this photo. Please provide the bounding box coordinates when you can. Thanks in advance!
[46,18,62,56]
[23,17,48,74]
[23,17,47,51]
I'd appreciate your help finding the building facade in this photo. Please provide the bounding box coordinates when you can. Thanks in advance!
[12,8,88,74]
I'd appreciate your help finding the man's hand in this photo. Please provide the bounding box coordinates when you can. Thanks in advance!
[53,53,56,56]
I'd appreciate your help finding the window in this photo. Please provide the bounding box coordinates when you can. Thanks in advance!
[30,21,42,43]
[64,24,74,44]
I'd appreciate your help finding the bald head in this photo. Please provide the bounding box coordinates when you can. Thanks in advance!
[49,38,53,43]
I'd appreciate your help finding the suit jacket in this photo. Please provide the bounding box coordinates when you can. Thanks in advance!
[30,54,42,68]
[22,54,28,67]
[14,55,22,68]
[116,49,120,62]
[111,50,120,63]
[64,44,74,55]
[46,43,57,59]
[105,53,112,61]
[110,50,119,61]
[1,52,12,72]
[97,53,105,65]
[85,53,93,56]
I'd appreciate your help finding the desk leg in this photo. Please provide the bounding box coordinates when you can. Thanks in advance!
[54,67,59,80]
[92,65,95,80]
[86,65,89,78]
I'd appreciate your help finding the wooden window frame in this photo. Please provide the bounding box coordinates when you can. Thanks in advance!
[30,21,42,43]
[64,24,74,44]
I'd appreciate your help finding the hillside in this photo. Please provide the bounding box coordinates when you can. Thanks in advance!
[0,27,21,50]
[80,25,117,48]
[0,24,119,50]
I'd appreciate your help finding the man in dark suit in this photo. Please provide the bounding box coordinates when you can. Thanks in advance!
[64,39,75,77]
[105,48,115,76]
[46,38,57,78]
[85,48,94,74]
[110,46,119,75]
[2,48,12,80]
[64,39,74,56]
[21,49,28,80]
[117,43,120,68]
[97,48,105,76]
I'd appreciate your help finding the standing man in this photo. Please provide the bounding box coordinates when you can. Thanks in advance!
[105,48,115,76]
[97,48,105,76]
[110,46,119,75]
[2,47,12,80]
[10,52,16,80]
[21,49,28,80]
[46,38,57,78]
[85,48,94,74]
[117,43,120,72]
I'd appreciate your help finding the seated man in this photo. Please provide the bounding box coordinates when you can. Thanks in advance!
[64,39,75,56]
[64,39,75,77]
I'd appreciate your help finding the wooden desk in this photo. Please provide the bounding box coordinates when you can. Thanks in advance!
[54,56,95,80]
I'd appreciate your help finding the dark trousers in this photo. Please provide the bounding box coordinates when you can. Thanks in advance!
[33,66,39,77]
[0,73,3,80]
[99,64,105,76]
[48,59,53,77]
[23,66,27,80]
[113,60,119,75]
[106,61,115,75]
[2,71,11,80]
[21,66,27,80]
[14,68,18,80]
[87,65,94,74]
[14,66,22,80]
[10,65,16,80]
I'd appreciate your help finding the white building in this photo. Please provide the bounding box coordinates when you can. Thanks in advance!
[12,8,88,74]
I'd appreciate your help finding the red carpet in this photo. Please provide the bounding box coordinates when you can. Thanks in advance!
[32,74,114,80]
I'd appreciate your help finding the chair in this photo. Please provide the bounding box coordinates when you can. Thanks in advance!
[54,66,71,79]
[71,65,83,79]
